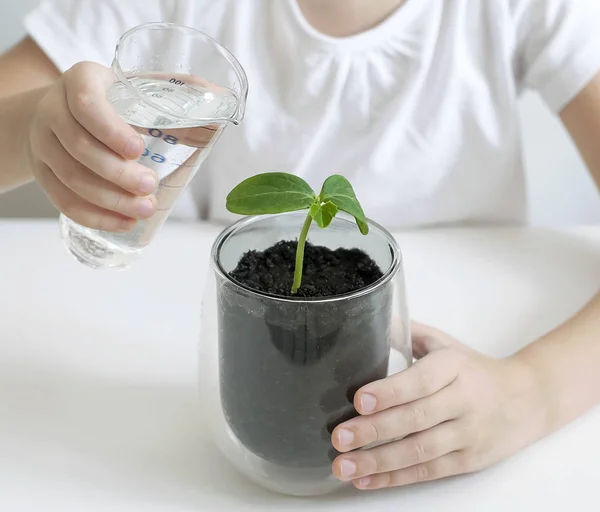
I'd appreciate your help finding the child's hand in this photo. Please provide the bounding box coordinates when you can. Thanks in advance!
[27,62,157,232]
[331,322,547,490]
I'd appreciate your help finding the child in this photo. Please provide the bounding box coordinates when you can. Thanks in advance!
[1,0,599,491]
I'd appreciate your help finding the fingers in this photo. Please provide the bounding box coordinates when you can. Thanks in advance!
[43,131,156,220]
[332,421,463,482]
[332,385,463,453]
[411,321,464,358]
[35,162,137,232]
[49,86,157,195]
[353,350,460,415]
[29,61,160,230]
[64,62,145,160]
[352,451,469,490]
[411,321,448,357]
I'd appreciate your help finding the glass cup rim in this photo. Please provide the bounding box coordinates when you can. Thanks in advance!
[211,211,403,304]
[112,21,249,124]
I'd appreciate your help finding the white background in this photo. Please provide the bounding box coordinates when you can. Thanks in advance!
[0,0,599,225]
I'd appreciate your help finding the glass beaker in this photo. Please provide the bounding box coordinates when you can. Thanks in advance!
[60,22,248,269]
[199,211,412,496]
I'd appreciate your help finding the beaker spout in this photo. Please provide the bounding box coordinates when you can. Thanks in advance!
[228,87,247,126]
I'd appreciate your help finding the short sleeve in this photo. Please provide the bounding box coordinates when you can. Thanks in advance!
[23,0,181,72]
[512,0,600,112]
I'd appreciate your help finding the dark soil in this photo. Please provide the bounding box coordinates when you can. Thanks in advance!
[218,239,393,470]
[228,240,384,298]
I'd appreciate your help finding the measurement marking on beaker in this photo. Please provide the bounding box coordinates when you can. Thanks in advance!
[141,149,166,163]
[169,163,196,168]
[160,184,185,189]
[148,129,178,145]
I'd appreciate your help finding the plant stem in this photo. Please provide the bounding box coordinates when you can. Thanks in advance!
[291,211,313,294]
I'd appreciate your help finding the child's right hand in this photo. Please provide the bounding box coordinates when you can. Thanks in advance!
[27,61,158,232]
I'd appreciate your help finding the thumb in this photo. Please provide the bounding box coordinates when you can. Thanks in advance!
[410,321,464,359]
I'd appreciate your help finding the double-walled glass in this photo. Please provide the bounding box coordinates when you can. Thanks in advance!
[200,211,412,496]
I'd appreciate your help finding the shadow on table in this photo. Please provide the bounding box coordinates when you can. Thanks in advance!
[0,357,374,508]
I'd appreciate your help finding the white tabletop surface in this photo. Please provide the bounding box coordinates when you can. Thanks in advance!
[1,218,600,512]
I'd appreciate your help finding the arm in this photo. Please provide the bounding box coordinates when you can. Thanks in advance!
[560,71,600,190]
[516,291,600,432]
[327,1,600,490]
[0,38,157,231]
[328,77,600,490]
[318,0,600,486]
[514,72,600,433]
[0,38,59,192]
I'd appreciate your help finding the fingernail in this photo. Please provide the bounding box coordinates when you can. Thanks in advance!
[358,477,371,487]
[136,198,155,218]
[360,393,377,413]
[340,459,357,477]
[337,428,354,447]
[124,136,143,159]
[138,173,157,194]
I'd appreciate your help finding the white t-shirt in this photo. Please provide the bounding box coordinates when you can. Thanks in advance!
[23,0,600,228]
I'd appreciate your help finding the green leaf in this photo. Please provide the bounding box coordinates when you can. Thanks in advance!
[226,172,316,215]
[319,175,369,234]
[309,201,338,228]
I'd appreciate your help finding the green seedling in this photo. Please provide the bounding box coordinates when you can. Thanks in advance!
[226,172,369,294]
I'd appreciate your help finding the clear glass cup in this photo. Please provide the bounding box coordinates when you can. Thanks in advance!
[60,22,248,269]
[199,211,412,496]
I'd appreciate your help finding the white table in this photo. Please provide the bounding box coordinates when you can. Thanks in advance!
[1,219,599,512]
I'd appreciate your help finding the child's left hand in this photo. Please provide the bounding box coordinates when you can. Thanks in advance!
[331,322,548,490]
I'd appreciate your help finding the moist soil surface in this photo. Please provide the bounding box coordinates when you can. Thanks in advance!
[228,240,384,297]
